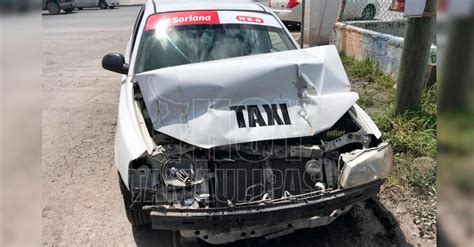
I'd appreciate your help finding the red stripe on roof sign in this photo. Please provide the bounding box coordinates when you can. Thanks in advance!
[145,11,220,31]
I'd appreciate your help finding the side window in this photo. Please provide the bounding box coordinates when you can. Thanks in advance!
[130,6,145,56]
[269,31,288,52]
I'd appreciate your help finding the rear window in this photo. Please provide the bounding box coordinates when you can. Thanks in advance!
[135,11,296,73]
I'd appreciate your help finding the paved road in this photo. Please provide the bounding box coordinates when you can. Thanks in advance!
[43,6,146,246]
[42,6,416,246]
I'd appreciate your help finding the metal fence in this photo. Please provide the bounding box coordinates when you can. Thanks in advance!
[339,0,405,22]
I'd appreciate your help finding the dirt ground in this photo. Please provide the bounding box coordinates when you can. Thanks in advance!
[42,6,435,246]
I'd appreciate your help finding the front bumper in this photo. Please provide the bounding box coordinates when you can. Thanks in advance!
[182,205,353,244]
[146,179,383,232]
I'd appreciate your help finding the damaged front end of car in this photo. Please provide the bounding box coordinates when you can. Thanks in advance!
[121,46,393,244]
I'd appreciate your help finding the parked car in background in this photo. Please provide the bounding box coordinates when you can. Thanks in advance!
[267,0,303,25]
[42,0,76,15]
[268,0,380,25]
[343,0,380,20]
[75,0,119,10]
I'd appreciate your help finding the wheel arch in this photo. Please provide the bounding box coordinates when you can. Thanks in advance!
[361,3,377,19]
[46,0,59,5]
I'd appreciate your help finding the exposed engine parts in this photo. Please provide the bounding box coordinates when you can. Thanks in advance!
[128,125,375,210]
[129,84,381,209]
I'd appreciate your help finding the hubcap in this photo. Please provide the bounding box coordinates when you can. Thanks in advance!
[48,3,59,14]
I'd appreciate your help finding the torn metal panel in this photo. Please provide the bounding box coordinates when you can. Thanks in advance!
[136,45,358,148]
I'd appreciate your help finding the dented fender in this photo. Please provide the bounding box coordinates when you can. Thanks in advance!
[115,76,153,189]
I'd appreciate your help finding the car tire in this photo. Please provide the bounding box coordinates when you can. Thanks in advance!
[99,1,108,9]
[118,172,151,226]
[283,21,301,31]
[77,7,83,10]
[64,8,74,14]
[47,2,61,15]
[109,6,115,9]
[361,4,376,20]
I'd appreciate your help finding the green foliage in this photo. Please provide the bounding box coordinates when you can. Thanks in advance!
[341,56,394,90]
[390,156,437,195]
[357,84,376,107]
[373,103,437,158]
[341,55,437,195]
[422,84,437,116]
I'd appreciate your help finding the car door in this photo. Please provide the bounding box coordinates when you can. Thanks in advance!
[77,0,97,8]
[89,0,99,7]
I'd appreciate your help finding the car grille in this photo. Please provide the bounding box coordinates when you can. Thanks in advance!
[212,159,317,207]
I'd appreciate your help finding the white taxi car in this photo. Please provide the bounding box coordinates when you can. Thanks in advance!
[102,0,392,244]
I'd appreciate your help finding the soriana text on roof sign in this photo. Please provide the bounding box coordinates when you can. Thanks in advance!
[144,11,282,31]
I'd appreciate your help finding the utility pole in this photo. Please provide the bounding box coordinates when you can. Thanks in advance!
[394,0,436,115]
[300,0,306,48]
[338,0,347,22]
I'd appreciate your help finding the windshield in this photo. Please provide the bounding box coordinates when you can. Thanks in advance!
[136,12,296,73]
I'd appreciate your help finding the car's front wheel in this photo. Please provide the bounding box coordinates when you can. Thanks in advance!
[47,2,61,15]
[118,173,150,226]
[99,1,108,9]
[361,4,376,20]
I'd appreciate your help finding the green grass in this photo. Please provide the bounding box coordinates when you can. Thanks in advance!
[341,56,394,90]
[341,55,437,195]
[373,100,437,158]
[341,56,395,110]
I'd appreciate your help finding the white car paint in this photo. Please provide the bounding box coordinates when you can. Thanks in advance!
[137,46,358,148]
[115,0,157,187]
[113,0,383,188]
[116,0,292,187]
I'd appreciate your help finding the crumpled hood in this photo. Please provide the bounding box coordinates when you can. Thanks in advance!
[136,45,358,149]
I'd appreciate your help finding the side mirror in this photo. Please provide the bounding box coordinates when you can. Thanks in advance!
[102,53,129,74]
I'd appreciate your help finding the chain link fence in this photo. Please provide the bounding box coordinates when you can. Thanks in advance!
[340,0,405,22]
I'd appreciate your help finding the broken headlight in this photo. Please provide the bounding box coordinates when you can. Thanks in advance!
[338,143,392,188]
[161,157,203,187]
